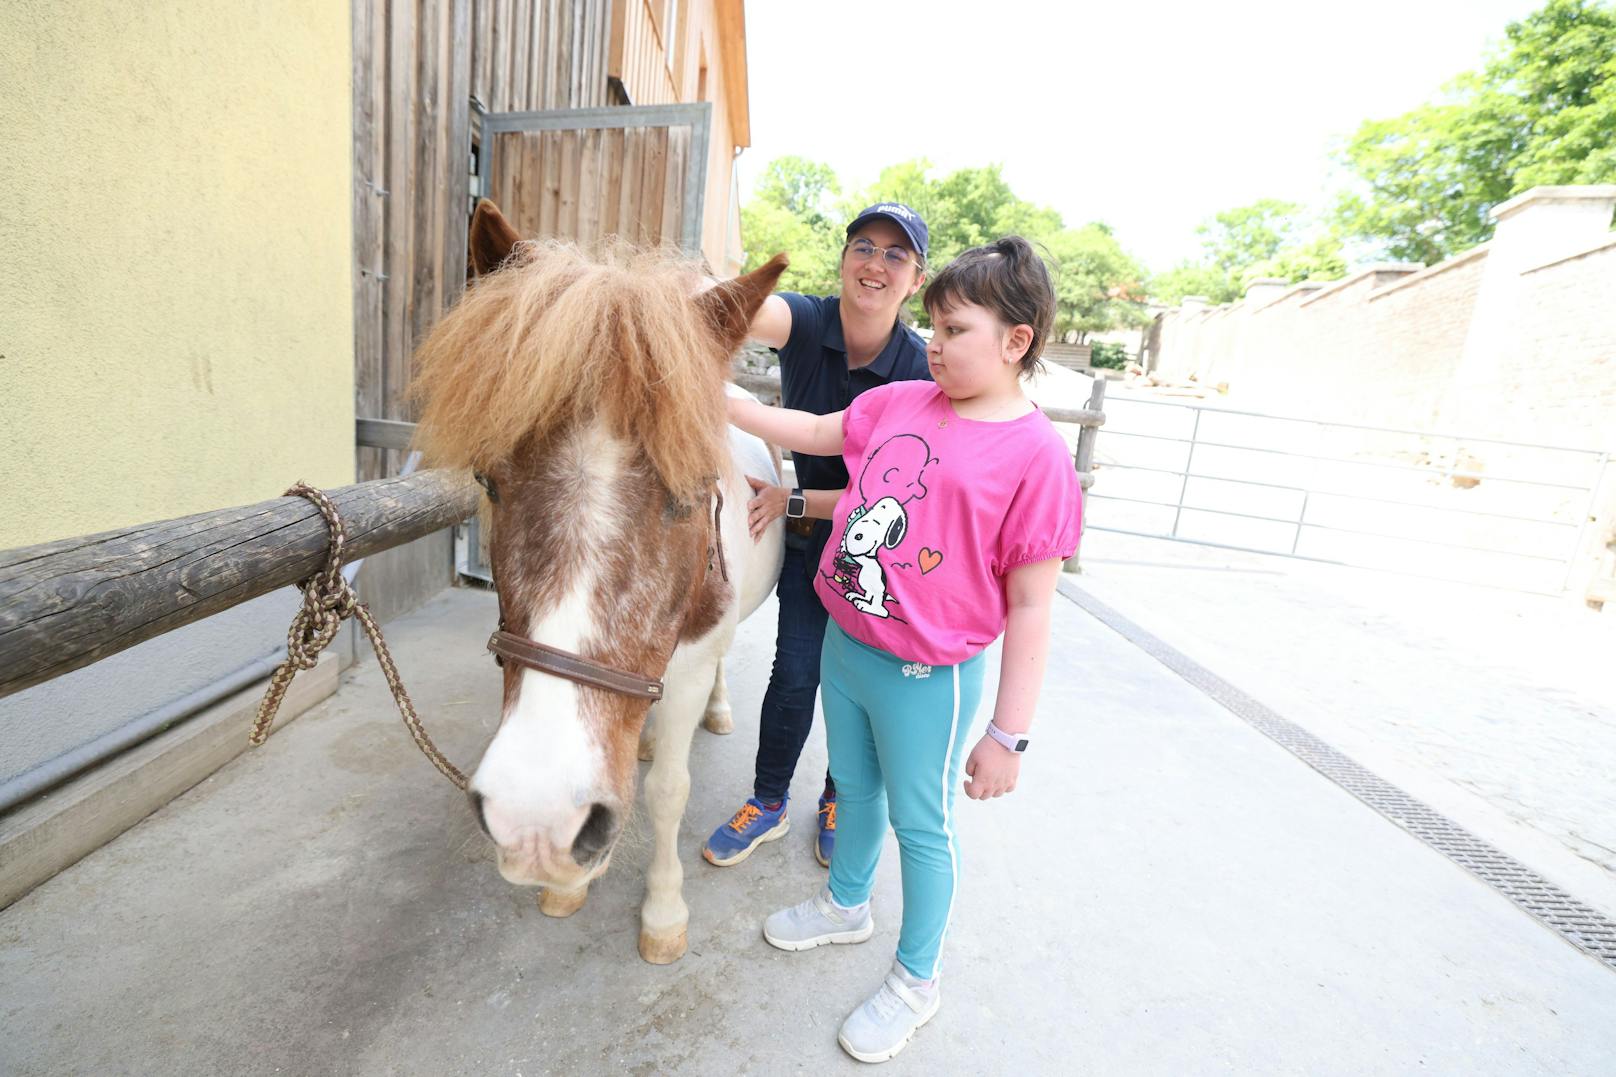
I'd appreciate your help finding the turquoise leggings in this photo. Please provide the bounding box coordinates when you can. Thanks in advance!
[821,620,986,980]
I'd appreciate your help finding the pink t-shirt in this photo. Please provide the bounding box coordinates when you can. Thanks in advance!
[814,380,1083,666]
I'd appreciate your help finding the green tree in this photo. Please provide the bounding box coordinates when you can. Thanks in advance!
[1335,0,1616,262]
[1201,199,1302,277]
[1149,199,1343,304]
[1149,261,1241,305]
[1244,234,1349,291]
[752,156,839,219]
[848,161,1063,268]
[740,156,844,295]
[741,156,1149,339]
[1043,225,1149,342]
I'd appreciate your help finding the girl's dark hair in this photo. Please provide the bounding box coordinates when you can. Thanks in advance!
[922,236,1056,376]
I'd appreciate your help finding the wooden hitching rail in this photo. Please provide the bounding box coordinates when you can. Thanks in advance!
[0,470,479,701]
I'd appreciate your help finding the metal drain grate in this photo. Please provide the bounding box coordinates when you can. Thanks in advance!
[1059,580,1616,973]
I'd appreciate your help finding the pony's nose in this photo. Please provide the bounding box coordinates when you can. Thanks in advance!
[469,790,492,838]
[571,802,619,865]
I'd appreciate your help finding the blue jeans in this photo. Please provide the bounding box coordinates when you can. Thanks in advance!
[753,540,834,804]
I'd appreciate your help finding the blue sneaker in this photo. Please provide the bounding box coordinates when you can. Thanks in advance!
[815,792,836,868]
[702,797,790,866]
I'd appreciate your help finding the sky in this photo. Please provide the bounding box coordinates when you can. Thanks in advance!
[739,0,1545,271]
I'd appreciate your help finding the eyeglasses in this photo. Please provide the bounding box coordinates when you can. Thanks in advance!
[846,239,922,271]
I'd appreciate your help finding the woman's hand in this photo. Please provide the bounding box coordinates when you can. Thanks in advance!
[746,475,788,541]
[963,735,1021,800]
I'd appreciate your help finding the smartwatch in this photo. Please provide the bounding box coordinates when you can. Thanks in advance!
[985,721,1030,753]
[786,487,807,519]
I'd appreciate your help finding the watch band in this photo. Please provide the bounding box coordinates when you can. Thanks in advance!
[986,721,1030,753]
[786,487,806,519]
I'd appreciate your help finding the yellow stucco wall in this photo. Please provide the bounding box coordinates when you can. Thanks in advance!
[0,2,353,549]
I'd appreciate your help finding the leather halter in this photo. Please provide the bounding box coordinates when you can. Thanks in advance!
[482,477,727,702]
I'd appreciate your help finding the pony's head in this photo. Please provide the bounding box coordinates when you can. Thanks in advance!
[411,200,785,891]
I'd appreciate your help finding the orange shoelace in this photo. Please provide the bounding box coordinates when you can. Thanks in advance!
[818,800,837,830]
[728,803,762,832]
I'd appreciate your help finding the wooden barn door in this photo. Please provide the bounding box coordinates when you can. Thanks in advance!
[477,102,712,256]
[458,102,713,581]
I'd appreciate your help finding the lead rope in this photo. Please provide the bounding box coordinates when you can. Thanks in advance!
[247,483,469,790]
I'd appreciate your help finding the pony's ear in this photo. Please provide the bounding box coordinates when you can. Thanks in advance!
[468,199,523,277]
[695,253,789,356]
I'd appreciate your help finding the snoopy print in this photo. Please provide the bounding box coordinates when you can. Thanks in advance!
[826,433,938,621]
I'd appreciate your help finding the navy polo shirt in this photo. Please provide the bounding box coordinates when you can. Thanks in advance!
[774,292,932,572]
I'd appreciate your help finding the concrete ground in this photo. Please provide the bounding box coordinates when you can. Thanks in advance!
[3,570,1615,1075]
[1073,529,1616,916]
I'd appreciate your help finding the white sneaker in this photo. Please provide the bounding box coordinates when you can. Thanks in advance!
[762,887,874,951]
[837,962,941,1064]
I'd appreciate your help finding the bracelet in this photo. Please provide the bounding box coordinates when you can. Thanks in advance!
[985,721,1029,753]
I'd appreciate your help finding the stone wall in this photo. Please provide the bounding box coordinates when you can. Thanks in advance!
[1146,186,1616,599]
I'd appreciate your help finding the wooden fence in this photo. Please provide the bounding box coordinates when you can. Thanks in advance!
[0,471,479,702]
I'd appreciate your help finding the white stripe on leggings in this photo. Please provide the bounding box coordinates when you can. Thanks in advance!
[929,661,963,979]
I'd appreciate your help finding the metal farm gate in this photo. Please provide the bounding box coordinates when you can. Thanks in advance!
[1086,393,1611,594]
[478,102,711,256]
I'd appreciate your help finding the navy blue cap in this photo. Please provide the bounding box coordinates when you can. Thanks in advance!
[846,202,929,261]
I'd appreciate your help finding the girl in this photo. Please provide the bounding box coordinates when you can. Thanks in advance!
[725,236,1082,1063]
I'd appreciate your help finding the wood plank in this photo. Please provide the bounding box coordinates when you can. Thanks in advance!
[607,0,627,89]
[353,0,387,482]
[661,123,685,247]
[618,126,644,243]
[558,128,581,239]
[538,129,562,238]
[536,0,555,109]
[507,132,528,235]
[357,418,417,451]
[588,0,604,106]
[0,471,480,700]
[407,0,443,379]
[491,0,510,111]
[383,0,419,477]
[599,124,624,240]
[520,131,545,236]
[472,0,492,107]
[555,0,572,108]
[444,0,473,307]
[576,125,602,252]
[510,0,529,109]
[640,123,668,246]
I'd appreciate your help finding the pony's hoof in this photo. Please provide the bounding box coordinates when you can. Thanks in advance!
[638,926,688,965]
[700,706,733,735]
[637,734,656,762]
[538,885,588,918]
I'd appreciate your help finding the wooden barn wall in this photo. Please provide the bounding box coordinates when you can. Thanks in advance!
[610,0,678,105]
[471,0,612,114]
[353,0,471,483]
[353,0,613,486]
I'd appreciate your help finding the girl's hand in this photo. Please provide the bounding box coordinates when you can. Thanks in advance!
[746,476,788,541]
[963,735,1021,800]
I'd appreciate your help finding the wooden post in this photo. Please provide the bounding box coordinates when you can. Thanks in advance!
[1065,375,1108,573]
[0,470,480,701]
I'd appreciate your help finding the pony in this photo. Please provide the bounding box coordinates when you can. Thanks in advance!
[411,200,787,963]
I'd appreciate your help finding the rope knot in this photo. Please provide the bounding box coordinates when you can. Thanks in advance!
[246,483,468,789]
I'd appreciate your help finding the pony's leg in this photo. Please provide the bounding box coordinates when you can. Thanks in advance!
[700,657,733,735]
[638,702,657,762]
[638,662,713,964]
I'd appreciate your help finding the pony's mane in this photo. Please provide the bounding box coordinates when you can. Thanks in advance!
[410,240,729,501]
